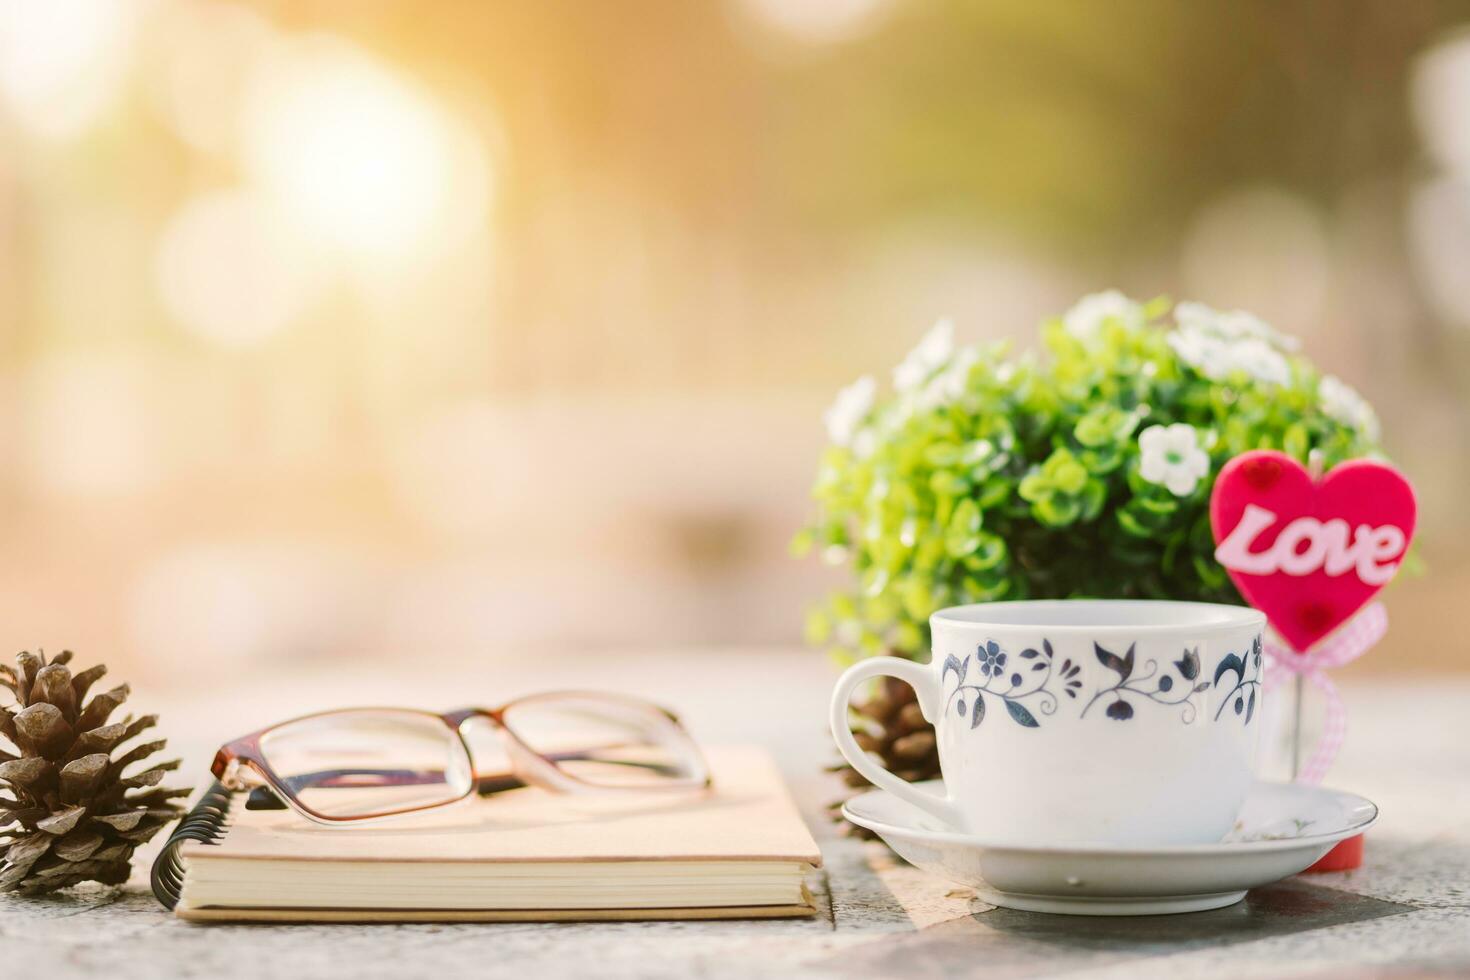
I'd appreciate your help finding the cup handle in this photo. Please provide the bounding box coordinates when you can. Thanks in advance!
[830,656,963,829]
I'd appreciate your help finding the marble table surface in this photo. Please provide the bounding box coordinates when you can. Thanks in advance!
[4,649,1470,979]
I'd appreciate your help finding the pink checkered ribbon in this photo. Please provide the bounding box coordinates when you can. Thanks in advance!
[1261,602,1387,785]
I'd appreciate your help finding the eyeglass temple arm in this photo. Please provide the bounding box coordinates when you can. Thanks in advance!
[245,754,688,810]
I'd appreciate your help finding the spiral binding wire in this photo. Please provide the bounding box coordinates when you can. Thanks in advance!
[150,781,235,909]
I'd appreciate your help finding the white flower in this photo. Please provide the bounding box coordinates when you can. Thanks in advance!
[1174,300,1300,352]
[823,375,876,449]
[1168,304,1292,386]
[893,318,954,392]
[1319,375,1381,441]
[1167,328,1229,379]
[1062,290,1146,343]
[1137,423,1210,497]
[1225,336,1291,386]
[916,345,980,410]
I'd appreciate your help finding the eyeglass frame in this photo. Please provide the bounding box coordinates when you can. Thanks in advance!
[209,691,712,825]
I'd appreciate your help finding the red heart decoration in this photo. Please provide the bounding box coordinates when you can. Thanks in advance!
[1209,450,1416,652]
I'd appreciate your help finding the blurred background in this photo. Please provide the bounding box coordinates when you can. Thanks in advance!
[0,0,1467,683]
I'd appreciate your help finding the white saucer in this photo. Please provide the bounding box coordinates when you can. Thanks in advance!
[841,780,1377,916]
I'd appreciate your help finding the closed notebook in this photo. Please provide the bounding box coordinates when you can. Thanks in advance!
[153,745,822,922]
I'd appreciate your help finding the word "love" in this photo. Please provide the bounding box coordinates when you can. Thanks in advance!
[1214,504,1406,585]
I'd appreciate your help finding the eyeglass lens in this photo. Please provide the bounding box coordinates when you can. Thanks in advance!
[500,694,702,788]
[257,709,473,818]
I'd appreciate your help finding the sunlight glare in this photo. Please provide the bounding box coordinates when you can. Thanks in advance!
[734,0,893,45]
[0,0,138,140]
[240,35,459,259]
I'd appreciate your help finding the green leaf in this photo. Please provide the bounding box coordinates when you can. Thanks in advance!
[964,532,1007,571]
[929,470,970,498]
[945,498,983,558]
[1018,470,1050,502]
[1074,406,1140,447]
[1055,460,1087,494]
[1192,553,1229,588]
[962,439,995,466]
[1115,507,1154,538]
[962,574,1011,602]
[1284,422,1310,460]
[977,478,1013,509]
[1078,478,1107,521]
[924,442,962,467]
[1134,495,1178,516]
[1033,494,1081,527]
[899,577,936,621]
[1080,445,1124,474]
[862,566,890,598]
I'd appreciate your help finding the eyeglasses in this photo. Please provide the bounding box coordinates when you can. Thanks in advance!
[209,692,710,824]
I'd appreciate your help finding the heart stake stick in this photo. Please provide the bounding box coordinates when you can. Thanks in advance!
[1210,449,1416,871]
[1287,453,1323,783]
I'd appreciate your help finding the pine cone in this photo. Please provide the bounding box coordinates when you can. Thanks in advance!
[827,674,940,839]
[0,650,189,894]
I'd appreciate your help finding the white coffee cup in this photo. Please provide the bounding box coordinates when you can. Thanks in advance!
[831,599,1266,845]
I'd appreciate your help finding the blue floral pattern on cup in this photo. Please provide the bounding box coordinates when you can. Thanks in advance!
[1212,633,1264,724]
[1081,643,1213,723]
[942,632,1264,729]
[942,640,1059,730]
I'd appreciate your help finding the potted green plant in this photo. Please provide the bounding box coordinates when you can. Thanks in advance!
[796,292,1383,790]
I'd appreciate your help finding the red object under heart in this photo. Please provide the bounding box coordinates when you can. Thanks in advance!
[1303,834,1364,874]
[1209,451,1416,653]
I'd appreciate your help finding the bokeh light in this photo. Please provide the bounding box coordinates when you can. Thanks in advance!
[733,0,894,45]
[240,35,474,262]
[25,353,161,497]
[389,400,522,537]
[129,543,374,670]
[1412,29,1470,176]
[1410,30,1470,332]
[1180,188,1330,342]
[1407,177,1470,329]
[0,1,1466,677]
[155,189,317,347]
[0,0,139,141]
[145,0,275,156]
